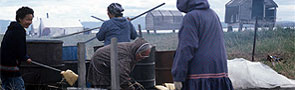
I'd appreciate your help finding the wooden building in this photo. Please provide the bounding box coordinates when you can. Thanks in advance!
[225,0,278,31]
[146,10,183,33]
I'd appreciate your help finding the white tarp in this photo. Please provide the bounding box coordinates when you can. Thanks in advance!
[228,58,295,89]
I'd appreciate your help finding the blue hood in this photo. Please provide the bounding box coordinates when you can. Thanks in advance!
[111,17,128,29]
[177,0,210,13]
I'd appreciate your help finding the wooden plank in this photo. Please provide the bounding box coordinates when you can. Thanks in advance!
[77,42,86,88]
[110,38,120,90]
[138,24,142,37]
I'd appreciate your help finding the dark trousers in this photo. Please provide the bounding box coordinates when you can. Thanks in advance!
[1,75,25,90]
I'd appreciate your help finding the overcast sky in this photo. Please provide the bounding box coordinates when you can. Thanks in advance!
[0,0,294,22]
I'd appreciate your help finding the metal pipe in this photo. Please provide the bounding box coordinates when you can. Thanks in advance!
[51,27,100,39]
[91,16,105,22]
[31,61,62,72]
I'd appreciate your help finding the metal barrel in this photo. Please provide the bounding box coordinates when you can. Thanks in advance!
[21,39,64,85]
[62,46,78,61]
[93,46,156,89]
[130,46,156,89]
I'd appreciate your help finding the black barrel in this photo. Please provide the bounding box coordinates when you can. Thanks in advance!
[130,46,156,89]
[20,39,64,85]
[93,45,156,89]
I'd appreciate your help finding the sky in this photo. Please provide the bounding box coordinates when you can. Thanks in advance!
[0,0,294,22]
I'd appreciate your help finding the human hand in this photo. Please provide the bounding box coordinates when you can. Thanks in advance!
[127,17,131,21]
[26,58,32,64]
[174,81,182,90]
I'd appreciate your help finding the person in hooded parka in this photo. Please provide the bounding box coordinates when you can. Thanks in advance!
[96,3,138,46]
[87,38,152,90]
[171,0,234,90]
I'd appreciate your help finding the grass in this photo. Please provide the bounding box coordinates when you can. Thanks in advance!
[224,27,295,79]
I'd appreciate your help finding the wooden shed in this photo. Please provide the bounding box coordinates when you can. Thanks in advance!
[145,10,183,33]
[225,0,278,31]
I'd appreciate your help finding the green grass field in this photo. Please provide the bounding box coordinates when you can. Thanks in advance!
[224,27,295,79]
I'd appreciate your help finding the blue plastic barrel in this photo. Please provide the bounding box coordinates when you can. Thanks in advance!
[62,46,78,60]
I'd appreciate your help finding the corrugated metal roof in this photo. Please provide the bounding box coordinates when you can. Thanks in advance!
[161,10,173,16]
[170,11,183,16]
[150,10,162,16]
[146,10,183,30]
[149,10,183,17]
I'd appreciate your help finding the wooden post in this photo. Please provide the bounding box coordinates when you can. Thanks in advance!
[77,42,86,88]
[252,18,258,61]
[238,23,243,32]
[138,24,142,38]
[228,26,233,32]
[111,38,120,90]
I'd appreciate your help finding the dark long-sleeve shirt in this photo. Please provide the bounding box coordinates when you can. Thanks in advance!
[1,22,30,77]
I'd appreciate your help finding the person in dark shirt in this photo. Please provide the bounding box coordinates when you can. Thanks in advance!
[171,0,234,90]
[0,6,33,90]
[96,3,137,46]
